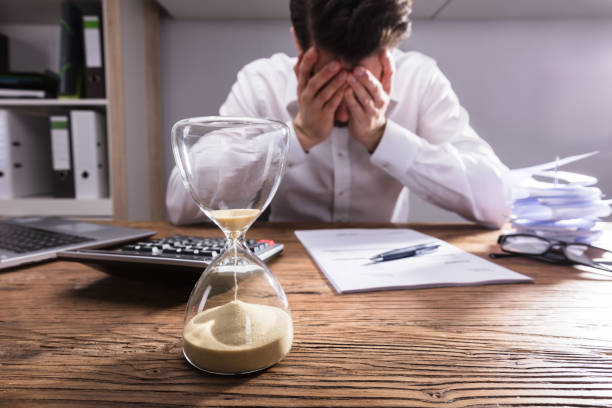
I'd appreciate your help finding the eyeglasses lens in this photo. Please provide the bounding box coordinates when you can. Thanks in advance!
[565,245,612,271]
[502,235,550,255]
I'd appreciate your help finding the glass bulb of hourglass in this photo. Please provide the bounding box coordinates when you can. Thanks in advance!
[171,116,292,375]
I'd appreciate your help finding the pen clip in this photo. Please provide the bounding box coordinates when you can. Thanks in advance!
[414,245,439,256]
[374,242,438,258]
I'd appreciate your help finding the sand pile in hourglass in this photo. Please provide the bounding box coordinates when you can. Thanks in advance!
[183,300,293,374]
[211,209,260,231]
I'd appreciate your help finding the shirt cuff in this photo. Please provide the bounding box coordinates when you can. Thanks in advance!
[286,119,309,166]
[370,119,424,178]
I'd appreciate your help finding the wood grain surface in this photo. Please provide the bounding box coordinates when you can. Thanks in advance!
[1,222,611,407]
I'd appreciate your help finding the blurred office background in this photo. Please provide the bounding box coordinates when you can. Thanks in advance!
[159,0,612,223]
[1,0,610,222]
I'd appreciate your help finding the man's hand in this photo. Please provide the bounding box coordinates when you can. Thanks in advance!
[293,47,347,152]
[344,50,394,152]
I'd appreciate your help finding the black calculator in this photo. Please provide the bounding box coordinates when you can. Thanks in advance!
[58,235,283,282]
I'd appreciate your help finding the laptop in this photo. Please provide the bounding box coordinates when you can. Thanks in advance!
[0,216,156,270]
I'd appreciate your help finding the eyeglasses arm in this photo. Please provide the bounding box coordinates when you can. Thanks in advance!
[489,253,519,259]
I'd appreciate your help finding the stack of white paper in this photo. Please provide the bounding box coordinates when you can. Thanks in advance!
[508,152,611,243]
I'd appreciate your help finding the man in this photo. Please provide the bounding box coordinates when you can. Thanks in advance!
[166,0,512,228]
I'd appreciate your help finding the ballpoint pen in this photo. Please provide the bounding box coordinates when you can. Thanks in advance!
[370,242,440,263]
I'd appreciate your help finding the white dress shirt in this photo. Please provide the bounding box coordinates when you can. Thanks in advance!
[166,50,512,227]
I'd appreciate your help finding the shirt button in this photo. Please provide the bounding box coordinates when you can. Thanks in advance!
[338,191,344,196]
[337,152,343,158]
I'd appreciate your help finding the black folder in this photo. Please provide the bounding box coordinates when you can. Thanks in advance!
[58,1,85,98]
[0,32,8,73]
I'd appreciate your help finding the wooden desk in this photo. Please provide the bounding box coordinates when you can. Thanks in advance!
[1,222,611,407]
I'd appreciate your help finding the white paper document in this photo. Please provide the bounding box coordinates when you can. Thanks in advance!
[295,229,532,293]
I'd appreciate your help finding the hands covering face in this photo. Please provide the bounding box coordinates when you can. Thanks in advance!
[293,47,394,153]
[344,51,394,152]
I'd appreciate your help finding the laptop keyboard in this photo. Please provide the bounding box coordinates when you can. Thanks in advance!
[117,235,275,262]
[0,223,94,253]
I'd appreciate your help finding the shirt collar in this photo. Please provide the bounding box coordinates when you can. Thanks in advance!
[284,49,402,117]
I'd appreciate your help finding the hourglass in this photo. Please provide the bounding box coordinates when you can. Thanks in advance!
[171,116,292,375]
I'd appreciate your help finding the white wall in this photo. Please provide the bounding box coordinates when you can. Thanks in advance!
[160,18,612,222]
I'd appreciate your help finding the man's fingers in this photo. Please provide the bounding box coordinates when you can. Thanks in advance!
[352,66,386,109]
[380,49,395,95]
[293,51,304,76]
[315,71,347,107]
[305,60,341,101]
[297,47,318,94]
[348,73,377,114]
[323,84,345,114]
[344,87,365,118]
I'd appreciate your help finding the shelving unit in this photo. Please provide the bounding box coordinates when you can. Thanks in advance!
[0,0,113,218]
[0,0,163,221]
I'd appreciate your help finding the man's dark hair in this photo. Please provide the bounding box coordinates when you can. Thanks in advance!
[290,0,412,64]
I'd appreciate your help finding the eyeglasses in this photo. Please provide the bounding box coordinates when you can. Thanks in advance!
[491,233,612,272]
